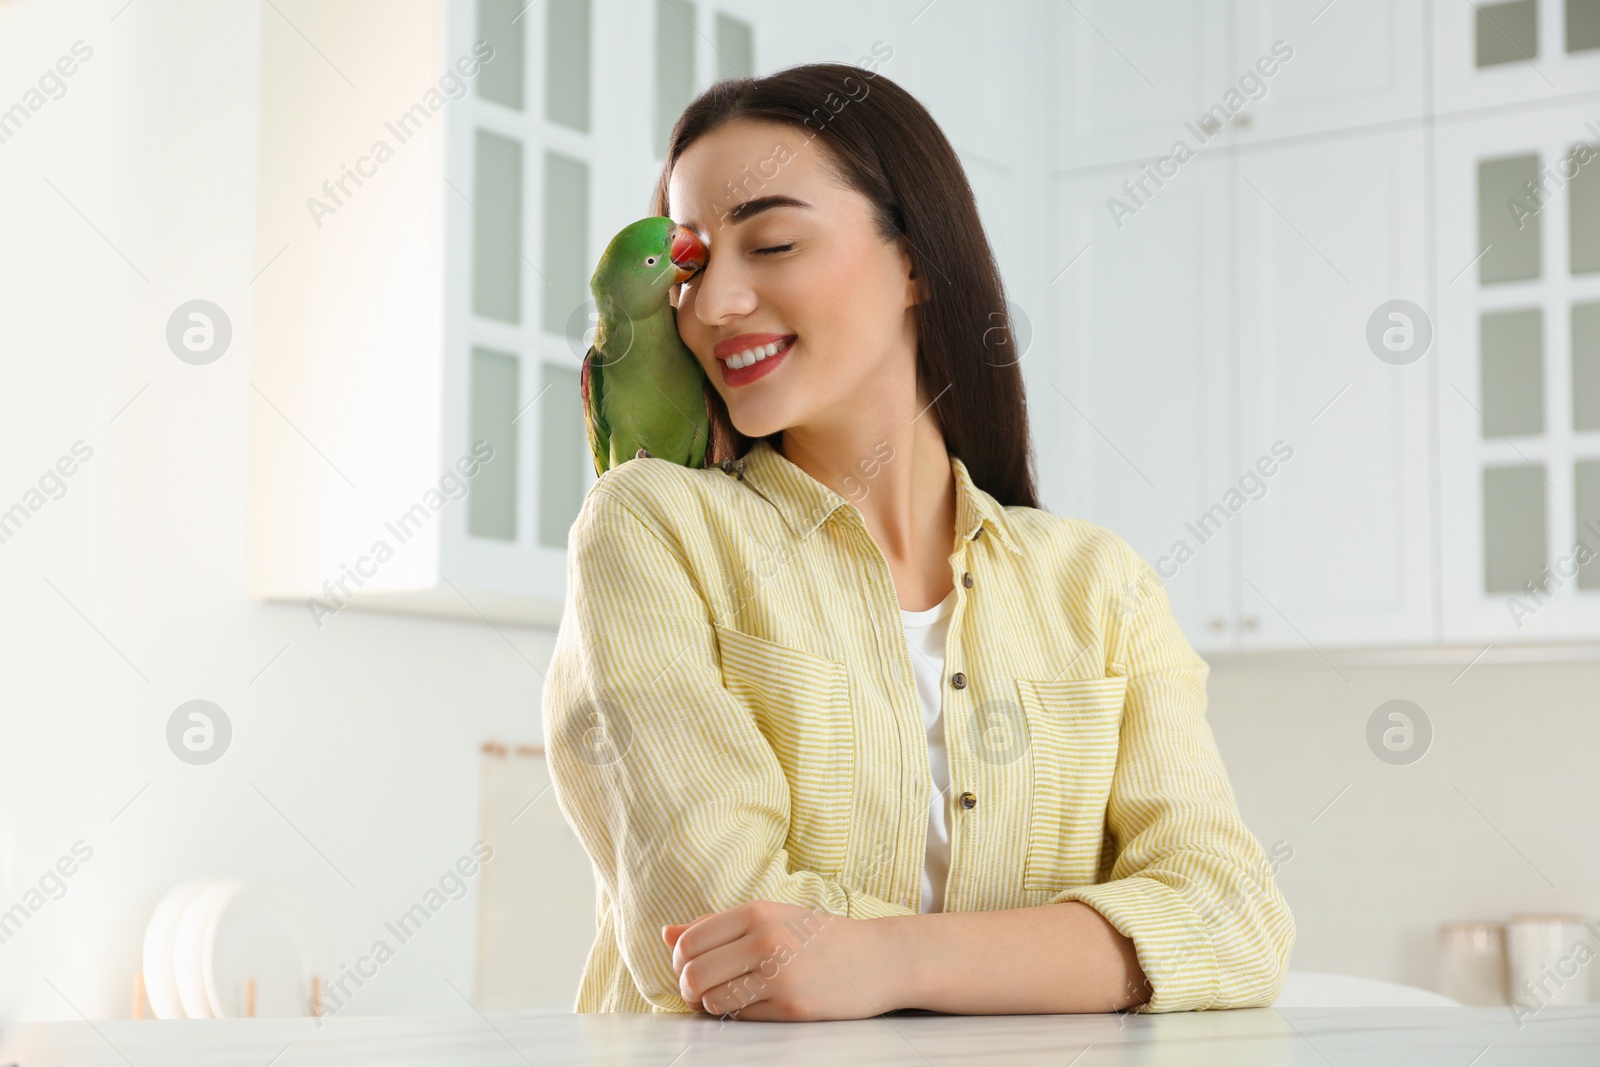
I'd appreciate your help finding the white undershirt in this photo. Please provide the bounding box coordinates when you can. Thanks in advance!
[899,588,957,914]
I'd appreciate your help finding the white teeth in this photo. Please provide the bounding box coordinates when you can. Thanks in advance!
[729,339,788,369]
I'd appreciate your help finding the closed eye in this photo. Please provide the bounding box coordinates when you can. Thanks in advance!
[755,244,794,255]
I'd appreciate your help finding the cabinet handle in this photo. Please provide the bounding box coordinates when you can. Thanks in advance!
[1240,616,1259,631]
[1207,617,1226,632]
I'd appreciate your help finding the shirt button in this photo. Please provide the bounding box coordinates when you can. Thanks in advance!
[959,791,977,810]
[962,572,973,588]
[950,671,966,689]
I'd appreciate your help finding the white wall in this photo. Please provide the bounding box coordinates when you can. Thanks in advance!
[1208,652,1600,999]
[0,0,556,1021]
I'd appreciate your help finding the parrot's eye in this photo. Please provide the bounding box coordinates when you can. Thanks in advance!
[644,255,659,266]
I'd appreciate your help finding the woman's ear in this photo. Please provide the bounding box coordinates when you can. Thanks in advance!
[902,242,928,307]
[911,266,929,305]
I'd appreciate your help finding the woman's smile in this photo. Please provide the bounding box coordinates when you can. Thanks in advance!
[713,332,796,386]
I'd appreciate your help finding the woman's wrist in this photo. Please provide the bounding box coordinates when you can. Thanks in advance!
[865,913,932,1013]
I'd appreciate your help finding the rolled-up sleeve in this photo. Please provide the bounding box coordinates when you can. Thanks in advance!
[541,484,915,1012]
[1049,538,1295,1012]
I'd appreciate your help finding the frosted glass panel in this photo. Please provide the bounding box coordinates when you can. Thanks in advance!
[715,13,753,81]
[1572,141,1600,274]
[546,0,591,131]
[655,0,696,158]
[1477,1,1538,66]
[1478,154,1541,284]
[541,151,589,335]
[1574,301,1600,431]
[1483,465,1547,594]
[539,362,586,548]
[471,348,520,541]
[1568,0,1600,52]
[1479,307,1544,437]
[1578,460,1600,590]
[473,130,524,323]
[477,0,525,110]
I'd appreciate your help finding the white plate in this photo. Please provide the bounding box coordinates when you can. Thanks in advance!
[173,880,240,1019]
[141,879,215,1020]
[204,881,329,1018]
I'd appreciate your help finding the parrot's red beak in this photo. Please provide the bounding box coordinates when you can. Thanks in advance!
[669,226,707,282]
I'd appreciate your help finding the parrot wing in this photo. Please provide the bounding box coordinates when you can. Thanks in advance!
[580,346,610,478]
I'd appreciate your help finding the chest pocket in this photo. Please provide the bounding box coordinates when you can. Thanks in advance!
[713,623,855,878]
[1015,674,1128,892]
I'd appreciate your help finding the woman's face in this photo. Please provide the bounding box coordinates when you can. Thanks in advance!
[667,119,921,441]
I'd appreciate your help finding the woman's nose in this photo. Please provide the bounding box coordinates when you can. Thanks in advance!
[689,249,756,325]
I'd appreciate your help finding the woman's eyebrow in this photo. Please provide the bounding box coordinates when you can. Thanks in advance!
[681,194,813,235]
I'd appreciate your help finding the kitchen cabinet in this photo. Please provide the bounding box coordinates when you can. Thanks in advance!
[1049,2,1435,653]
[1233,127,1434,650]
[247,0,752,626]
[1054,130,1434,654]
[1052,0,1235,172]
[1051,156,1235,652]
[1434,0,1600,115]
[1435,100,1600,642]
[1059,2,1600,650]
[1052,0,1430,171]
[1232,0,1428,142]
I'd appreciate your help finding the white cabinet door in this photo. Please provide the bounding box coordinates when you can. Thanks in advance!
[1234,127,1435,650]
[1053,0,1235,172]
[1436,102,1600,642]
[1232,0,1428,142]
[1051,157,1235,654]
[441,0,623,611]
[1435,0,1600,115]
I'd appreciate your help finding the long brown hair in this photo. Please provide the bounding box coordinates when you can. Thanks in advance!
[651,62,1039,510]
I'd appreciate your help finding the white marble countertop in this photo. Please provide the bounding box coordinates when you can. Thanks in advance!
[3,1007,1597,1066]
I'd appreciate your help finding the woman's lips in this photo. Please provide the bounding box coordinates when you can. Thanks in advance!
[718,335,795,387]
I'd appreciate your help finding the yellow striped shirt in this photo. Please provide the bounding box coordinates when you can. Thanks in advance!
[541,438,1294,1013]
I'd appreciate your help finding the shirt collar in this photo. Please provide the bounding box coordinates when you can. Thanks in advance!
[735,438,1023,556]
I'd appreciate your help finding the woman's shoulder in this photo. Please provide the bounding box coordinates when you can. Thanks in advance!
[578,456,736,538]
[994,504,1171,625]
[999,506,1182,664]
[1000,503,1143,575]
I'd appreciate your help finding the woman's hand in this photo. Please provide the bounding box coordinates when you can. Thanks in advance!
[661,900,906,1021]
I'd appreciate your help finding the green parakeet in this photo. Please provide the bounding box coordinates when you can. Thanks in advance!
[581,216,711,476]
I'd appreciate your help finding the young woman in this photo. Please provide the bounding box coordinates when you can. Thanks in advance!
[542,62,1293,1021]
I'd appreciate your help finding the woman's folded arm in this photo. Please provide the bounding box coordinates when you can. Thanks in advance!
[1048,539,1295,1013]
[542,485,914,1012]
